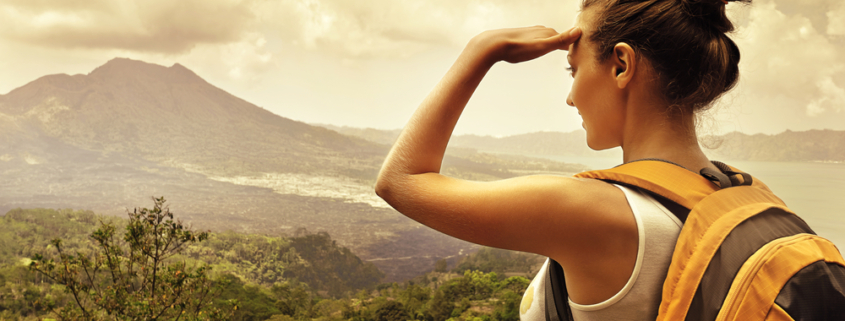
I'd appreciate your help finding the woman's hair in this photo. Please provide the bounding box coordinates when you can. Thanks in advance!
[582,0,749,115]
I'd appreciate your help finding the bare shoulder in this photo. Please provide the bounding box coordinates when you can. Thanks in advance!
[529,176,637,262]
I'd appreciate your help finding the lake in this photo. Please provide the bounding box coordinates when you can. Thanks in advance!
[526,155,845,252]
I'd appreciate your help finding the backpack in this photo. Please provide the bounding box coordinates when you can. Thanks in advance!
[542,159,845,321]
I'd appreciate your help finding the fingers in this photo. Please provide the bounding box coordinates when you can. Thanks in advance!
[545,27,581,51]
[487,25,582,64]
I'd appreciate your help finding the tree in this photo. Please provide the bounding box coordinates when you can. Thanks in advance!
[374,301,408,321]
[425,290,454,321]
[434,259,448,273]
[29,197,235,320]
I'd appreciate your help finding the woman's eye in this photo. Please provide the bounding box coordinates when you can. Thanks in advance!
[566,66,575,77]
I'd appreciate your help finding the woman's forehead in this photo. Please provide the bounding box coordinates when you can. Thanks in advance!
[574,6,598,36]
[571,7,599,56]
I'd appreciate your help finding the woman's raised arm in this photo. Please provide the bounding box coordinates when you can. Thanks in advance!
[377,26,581,183]
[373,26,632,261]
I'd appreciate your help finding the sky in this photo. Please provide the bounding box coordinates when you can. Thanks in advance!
[0,0,843,137]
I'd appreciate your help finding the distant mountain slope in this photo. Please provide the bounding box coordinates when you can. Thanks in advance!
[706,130,845,162]
[323,125,845,163]
[450,131,621,158]
[321,125,623,158]
[316,124,401,147]
[0,58,384,179]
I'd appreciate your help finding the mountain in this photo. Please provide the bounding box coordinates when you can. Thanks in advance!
[0,58,585,282]
[706,130,845,162]
[324,125,845,163]
[0,58,441,281]
[322,126,624,159]
[0,58,384,179]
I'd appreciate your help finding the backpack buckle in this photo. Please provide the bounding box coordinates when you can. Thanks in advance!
[700,161,753,189]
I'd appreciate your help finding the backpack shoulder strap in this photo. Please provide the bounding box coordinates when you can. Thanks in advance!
[574,160,776,210]
[574,160,719,210]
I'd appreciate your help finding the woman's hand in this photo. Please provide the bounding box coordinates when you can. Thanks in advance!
[469,26,582,65]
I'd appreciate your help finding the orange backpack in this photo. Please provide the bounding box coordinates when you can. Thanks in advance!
[544,160,845,321]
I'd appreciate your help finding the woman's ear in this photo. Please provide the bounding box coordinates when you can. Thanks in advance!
[612,43,636,89]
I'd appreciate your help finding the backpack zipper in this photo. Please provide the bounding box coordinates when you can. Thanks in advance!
[714,233,812,321]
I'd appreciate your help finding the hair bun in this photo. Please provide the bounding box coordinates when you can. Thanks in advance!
[678,0,749,34]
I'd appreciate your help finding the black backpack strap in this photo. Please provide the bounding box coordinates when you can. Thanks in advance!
[545,259,574,321]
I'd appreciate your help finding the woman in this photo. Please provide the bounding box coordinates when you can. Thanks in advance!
[375,0,746,319]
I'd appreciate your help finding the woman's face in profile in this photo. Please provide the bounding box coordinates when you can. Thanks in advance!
[566,8,626,151]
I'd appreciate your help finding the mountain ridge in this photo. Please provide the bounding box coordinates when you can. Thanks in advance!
[0,57,385,179]
[321,125,845,163]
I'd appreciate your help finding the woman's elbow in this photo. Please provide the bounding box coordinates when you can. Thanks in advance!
[375,170,413,208]
[374,171,395,202]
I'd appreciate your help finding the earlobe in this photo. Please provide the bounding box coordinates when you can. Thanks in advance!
[613,43,636,89]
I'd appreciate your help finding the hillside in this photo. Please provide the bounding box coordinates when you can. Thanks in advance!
[0,58,384,179]
[0,208,383,297]
[1,208,531,320]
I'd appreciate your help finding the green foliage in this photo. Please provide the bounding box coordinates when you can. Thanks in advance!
[3,206,536,321]
[270,281,317,319]
[0,208,100,269]
[183,229,384,298]
[491,290,521,321]
[434,259,448,273]
[374,301,408,321]
[213,274,280,321]
[286,231,385,297]
[452,247,543,276]
[397,283,429,319]
[28,197,234,320]
[426,289,454,321]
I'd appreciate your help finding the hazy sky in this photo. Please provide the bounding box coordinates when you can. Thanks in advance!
[0,0,843,136]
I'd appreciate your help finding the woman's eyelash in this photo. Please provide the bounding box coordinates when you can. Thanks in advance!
[566,66,575,76]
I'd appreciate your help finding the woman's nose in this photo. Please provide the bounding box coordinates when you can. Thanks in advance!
[566,93,575,107]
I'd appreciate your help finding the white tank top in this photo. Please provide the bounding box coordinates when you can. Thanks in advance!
[519,184,683,321]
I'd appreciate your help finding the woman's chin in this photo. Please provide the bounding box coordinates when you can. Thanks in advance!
[585,136,619,151]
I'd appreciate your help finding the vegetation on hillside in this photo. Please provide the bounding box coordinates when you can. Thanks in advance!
[1,204,535,320]
[451,247,544,277]
[29,197,231,320]
[0,205,381,320]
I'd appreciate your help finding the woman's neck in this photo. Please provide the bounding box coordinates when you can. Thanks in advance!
[620,109,716,172]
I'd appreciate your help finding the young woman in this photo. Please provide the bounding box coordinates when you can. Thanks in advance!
[375,0,746,319]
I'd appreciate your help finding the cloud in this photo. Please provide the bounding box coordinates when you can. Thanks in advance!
[0,0,577,57]
[732,0,845,117]
[828,0,845,36]
[253,0,577,58]
[0,0,255,54]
